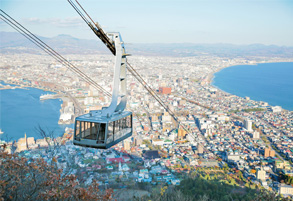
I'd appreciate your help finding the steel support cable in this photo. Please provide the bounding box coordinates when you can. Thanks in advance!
[126,62,191,135]
[127,62,171,111]
[0,10,110,97]
[74,0,96,26]
[0,17,109,98]
[0,16,62,63]
[0,16,69,69]
[128,69,192,137]
[73,0,112,42]
[67,0,90,25]
[68,0,116,55]
[0,10,111,98]
[0,16,86,90]
[0,10,101,94]
[126,64,176,119]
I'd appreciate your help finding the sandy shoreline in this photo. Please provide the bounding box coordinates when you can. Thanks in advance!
[207,60,293,111]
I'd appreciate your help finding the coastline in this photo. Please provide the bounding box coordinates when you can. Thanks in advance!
[207,60,293,85]
[205,62,260,86]
[0,80,79,123]
[209,60,293,111]
[0,80,62,95]
[0,81,74,142]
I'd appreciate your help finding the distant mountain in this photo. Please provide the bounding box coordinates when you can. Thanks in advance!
[0,32,109,54]
[1,31,293,57]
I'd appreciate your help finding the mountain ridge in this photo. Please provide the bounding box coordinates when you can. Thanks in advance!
[1,31,293,57]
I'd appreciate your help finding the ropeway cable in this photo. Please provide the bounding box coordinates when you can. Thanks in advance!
[68,0,90,25]
[0,9,111,98]
[72,0,96,26]
[0,11,111,98]
[69,0,116,55]
[126,62,191,135]
[1,10,111,98]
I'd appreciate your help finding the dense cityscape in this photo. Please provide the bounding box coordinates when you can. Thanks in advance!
[0,51,293,199]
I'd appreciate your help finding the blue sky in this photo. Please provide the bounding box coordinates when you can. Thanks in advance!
[1,0,293,46]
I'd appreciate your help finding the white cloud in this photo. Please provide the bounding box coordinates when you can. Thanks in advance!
[24,17,43,23]
[23,17,84,28]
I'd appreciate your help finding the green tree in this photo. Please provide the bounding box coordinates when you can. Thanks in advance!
[245,182,250,188]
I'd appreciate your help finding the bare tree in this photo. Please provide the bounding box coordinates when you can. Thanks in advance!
[35,125,61,151]
[35,125,75,176]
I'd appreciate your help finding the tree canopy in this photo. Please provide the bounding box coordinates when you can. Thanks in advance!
[0,149,113,201]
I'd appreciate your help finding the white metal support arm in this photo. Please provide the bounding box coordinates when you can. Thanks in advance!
[100,32,128,117]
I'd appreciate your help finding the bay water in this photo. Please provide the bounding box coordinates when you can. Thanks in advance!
[213,62,293,111]
[0,85,70,142]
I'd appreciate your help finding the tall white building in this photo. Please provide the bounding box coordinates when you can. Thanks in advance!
[244,119,252,132]
[253,131,260,139]
[257,167,266,181]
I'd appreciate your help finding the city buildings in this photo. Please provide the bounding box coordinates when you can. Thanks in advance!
[1,52,293,196]
[279,184,293,197]
[159,87,171,95]
[264,148,275,158]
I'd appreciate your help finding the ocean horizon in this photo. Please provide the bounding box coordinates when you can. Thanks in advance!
[212,62,293,111]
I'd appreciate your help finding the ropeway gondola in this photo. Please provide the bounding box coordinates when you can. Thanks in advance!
[66,0,133,149]
[0,0,191,149]
[73,32,132,149]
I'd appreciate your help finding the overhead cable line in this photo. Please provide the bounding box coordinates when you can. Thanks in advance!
[68,0,116,55]
[126,62,191,134]
[0,9,111,98]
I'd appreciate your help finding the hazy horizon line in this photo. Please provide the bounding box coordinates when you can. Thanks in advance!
[2,31,293,48]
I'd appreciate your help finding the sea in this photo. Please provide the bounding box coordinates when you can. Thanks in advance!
[212,62,293,111]
[0,82,71,142]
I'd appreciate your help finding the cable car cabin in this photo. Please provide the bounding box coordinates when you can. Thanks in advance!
[73,111,132,149]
